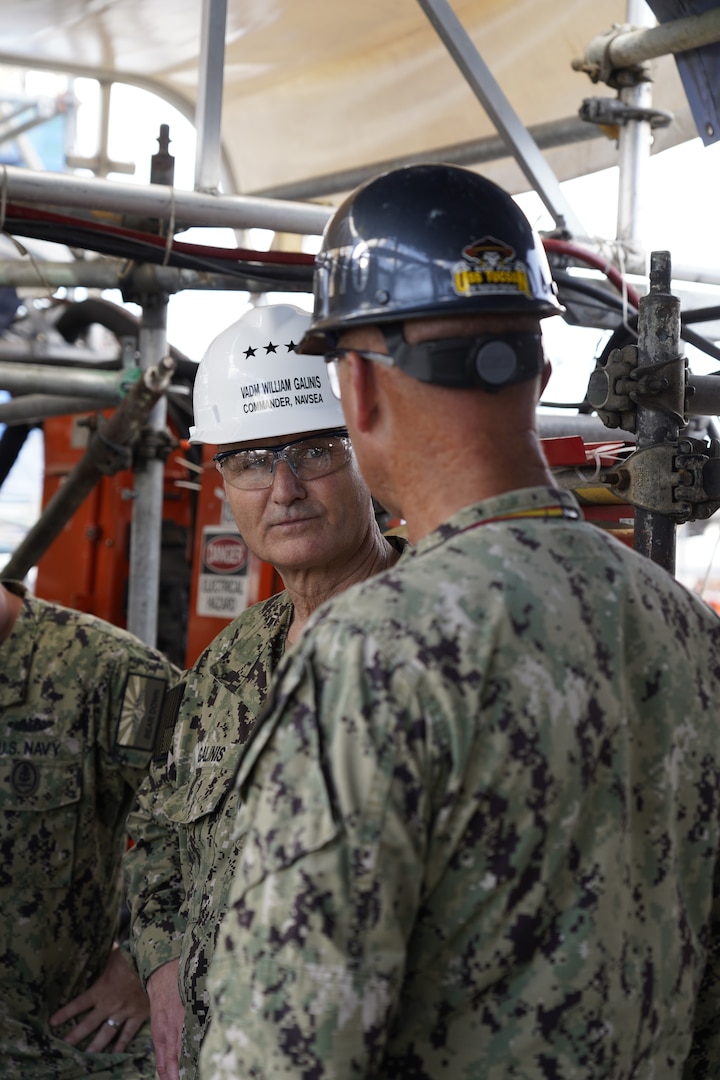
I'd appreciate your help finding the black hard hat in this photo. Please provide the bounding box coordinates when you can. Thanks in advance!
[302,163,562,351]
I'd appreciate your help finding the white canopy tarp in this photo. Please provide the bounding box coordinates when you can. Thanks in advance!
[0,0,698,202]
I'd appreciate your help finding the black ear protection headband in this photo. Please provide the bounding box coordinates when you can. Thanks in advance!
[379,324,544,391]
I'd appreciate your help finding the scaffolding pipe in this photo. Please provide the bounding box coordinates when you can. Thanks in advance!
[0,163,332,235]
[0,357,174,583]
[0,394,113,424]
[257,115,602,201]
[615,0,656,264]
[0,360,127,399]
[537,413,636,442]
[0,340,119,365]
[125,298,169,648]
[0,259,292,292]
[194,0,226,193]
[578,6,720,73]
[633,250,683,572]
[687,375,720,417]
[416,0,588,238]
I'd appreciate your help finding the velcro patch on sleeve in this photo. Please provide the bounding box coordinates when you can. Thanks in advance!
[152,680,186,763]
[116,672,170,751]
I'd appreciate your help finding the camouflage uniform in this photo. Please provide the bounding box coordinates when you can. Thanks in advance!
[0,581,178,1080]
[201,487,720,1079]
[124,590,293,1076]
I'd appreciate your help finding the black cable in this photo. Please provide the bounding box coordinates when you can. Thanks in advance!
[0,423,31,489]
[54,297,199,381]
[681,305,720,325]
[553,270,630,320]
[554,272,720,369]
[4,216,314,291]
[539,399,591,410]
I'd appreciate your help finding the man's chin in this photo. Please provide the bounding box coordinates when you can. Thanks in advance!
[262,527,326,567]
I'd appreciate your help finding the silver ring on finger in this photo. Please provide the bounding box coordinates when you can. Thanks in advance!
[105,1018,121,1028]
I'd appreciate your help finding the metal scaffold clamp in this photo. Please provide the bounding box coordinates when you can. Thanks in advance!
[584,249,720,571]
[604,437,720,523]
[586,343,688,433]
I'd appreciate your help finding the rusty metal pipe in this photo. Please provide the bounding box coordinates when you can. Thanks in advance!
[633,251,683,572]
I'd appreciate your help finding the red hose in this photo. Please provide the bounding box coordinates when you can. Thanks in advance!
[543,237,641,311]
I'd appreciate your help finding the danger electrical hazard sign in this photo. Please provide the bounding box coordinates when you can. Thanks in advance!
[196,527,249,618]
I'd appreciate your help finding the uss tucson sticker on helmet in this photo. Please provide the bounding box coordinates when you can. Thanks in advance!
[116,671,169,751]
[452,236,532,299]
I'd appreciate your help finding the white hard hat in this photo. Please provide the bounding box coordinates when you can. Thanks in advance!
[189,304,345,444]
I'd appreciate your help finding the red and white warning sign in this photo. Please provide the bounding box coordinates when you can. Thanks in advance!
[197,527,249,618]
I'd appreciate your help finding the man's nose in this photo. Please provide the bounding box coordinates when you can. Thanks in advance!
[270,459,306,499]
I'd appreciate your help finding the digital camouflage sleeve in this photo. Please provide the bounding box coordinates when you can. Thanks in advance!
[201,487,720,1080]
[0,582,179,1079]
[124,591,293,1074]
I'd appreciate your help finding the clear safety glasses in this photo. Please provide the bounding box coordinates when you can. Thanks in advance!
[323,346,395,397]
[213,429,352,490]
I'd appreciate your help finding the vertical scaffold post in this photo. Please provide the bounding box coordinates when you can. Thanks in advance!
[634,250,683,573]
[126,295,169,647]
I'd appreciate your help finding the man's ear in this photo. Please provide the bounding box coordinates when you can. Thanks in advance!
[540,357,552,394]
[344,351,379,434]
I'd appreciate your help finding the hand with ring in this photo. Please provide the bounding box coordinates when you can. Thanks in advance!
[49,944,150,1053]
